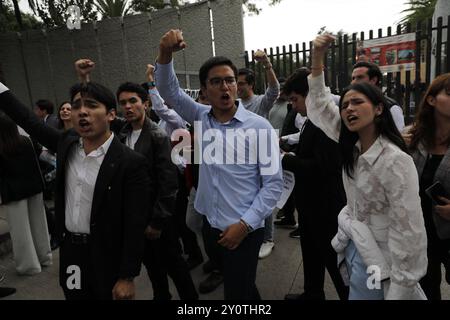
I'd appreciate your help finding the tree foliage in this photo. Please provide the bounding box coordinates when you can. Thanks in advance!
[0,1,43,32]
[399,0,437,26]
[130,0,284,15]
[95,0,131,18]
[27,0,98,28]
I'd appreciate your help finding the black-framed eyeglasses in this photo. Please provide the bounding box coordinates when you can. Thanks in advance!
[208,77,237,88]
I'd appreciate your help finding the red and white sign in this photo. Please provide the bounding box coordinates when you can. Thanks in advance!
[357,33,416,73]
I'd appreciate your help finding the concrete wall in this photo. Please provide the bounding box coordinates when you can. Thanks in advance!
[0,0,245,107]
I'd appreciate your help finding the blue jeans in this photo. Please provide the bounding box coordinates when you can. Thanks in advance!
[345,240,384,300]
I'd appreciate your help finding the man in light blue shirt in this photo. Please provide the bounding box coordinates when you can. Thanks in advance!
[155,29,283,300]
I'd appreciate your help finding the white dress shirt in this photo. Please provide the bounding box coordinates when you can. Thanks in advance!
[64,133,115,234]
[125,129,142,150]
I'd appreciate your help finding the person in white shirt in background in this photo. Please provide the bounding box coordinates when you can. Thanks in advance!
[351,61,405,132]
[307,34,427,300]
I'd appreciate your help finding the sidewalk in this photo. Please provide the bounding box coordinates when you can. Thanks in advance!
[0,221,449,300]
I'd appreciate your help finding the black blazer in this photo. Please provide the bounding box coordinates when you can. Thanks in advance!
[0,136,44,204]
[118,117,178,230]
[282,119,345,232]
[0,90,150,294]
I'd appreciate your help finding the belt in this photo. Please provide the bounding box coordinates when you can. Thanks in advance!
[66,232,90,245]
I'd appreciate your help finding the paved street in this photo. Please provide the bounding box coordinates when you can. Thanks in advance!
[1,216,449,300]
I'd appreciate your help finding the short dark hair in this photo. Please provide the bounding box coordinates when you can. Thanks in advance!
[283,67,311,97]
[70,82,116,111]
[199,56,238,87]
[237,68,256,89]
[352,61,383,87]
[116,82,148,103]
[35,99,54,114]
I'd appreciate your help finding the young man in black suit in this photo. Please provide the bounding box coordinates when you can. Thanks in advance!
[281,68,349,300]
[0,81,150,300]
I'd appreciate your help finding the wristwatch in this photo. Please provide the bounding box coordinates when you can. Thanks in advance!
[240,219,253,233]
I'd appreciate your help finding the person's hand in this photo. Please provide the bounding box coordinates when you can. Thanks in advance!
[436,197,450,221]
[146,64,155,83]
[312,34,335,59]
[217,222,248,250]
[112,279,135,300]
[254,49,271,69]
[311,34,335,76]
[144,225,162,240]
[75,59,95,83]
[158,29,187,64]
[401,133,412,147]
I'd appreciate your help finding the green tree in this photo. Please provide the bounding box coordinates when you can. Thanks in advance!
[28,0,98,28]
[399,0,437,26]
[0,1,43,32]
[95,0,131,18]
[130,0,181,12]
[131,0,284,15]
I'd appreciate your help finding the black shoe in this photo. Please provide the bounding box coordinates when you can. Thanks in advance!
[289,228,301,238]
[50,238,60,251]
[202,260,217,274]
[186,254,204,271]
[274,217,297,229]
[0,287,16,298]
[199,271,224,294]
[276,209,285,219]
[284,292,325,300]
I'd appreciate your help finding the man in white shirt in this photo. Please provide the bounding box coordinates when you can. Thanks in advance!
[351,61,405,132]
[0,80,150,300]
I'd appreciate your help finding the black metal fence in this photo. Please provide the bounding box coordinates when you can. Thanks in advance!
[245,16,450,124]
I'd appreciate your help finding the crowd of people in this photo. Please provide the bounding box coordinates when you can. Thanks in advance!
[0,30,449,300]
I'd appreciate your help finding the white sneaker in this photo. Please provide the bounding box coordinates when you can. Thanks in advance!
[258,241,275,259]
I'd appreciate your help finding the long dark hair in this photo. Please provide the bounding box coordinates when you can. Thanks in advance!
[0,113,26,156]
[338,82,408,178]
[410,73,450,150]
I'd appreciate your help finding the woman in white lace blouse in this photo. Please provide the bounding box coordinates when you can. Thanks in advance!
[305,34,428,300]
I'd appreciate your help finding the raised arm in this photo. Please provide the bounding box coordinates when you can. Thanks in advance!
[254,50,280,114]
[155,30,210,124]
[146,64,186,129]
[305,35,341,143]
[0,83,60,152]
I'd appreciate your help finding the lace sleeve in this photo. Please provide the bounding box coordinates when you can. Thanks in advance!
[383,152,428,298]
[306,73,341,143]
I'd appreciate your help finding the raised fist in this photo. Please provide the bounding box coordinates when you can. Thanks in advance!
[159,29,187,54]
[75,59,95,82]
[146,64,155,82]
[312,34,335,58]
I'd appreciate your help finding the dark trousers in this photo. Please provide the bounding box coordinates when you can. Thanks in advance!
[59,237,111,300]
[142,221,198,300]
[281,193,297,222]
[175,172,202,258]
[297,207,349,300]
[202,217,264,300]
[420,238,450,300]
